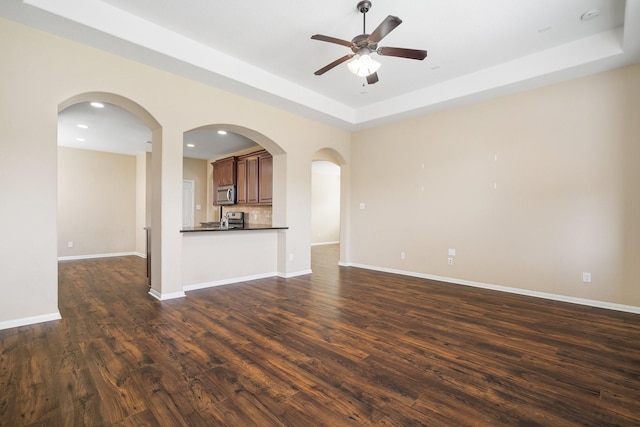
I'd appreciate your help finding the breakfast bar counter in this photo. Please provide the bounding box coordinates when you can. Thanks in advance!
[181,224,288,232]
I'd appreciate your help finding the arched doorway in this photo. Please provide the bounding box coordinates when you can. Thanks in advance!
[57,92,161,286]
[312,148,347,267]
[311,161,341,245]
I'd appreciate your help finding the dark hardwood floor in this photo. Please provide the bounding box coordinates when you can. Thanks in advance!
[1,244,639,426]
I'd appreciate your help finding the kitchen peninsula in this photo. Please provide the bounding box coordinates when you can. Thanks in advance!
[181,224,288,292]
[180,147,289,292]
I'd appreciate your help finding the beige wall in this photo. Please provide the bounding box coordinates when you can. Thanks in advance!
[351,64,640,308]
[0,17,351,325]
[182,157,208,225]
[57,147,137,257]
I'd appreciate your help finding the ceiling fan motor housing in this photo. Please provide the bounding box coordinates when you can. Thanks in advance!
[351,34,377,54]
[357,1,371,13]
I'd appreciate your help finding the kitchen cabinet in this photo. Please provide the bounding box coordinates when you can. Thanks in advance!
[211,156,236,205]
[236,158,247,204]
[212,156,236,186]
[246,156,259,204]
[258,154,272,204]
[236,150,272,205]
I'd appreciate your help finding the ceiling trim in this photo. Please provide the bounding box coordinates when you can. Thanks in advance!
[12,0,640,130]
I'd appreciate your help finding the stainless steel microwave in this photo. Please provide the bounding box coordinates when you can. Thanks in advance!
[216,185,236,205]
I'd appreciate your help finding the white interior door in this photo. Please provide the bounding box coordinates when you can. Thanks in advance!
[182,179,195,227]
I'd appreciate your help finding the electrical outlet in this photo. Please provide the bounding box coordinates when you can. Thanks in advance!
[359,203,365,210]
[289,253,294,262]
[400,252,406,260]
[582,272,592,283]
[447,257,453,265]
[67,241,73,248]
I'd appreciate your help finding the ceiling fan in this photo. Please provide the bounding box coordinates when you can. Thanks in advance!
[311,0,427,85]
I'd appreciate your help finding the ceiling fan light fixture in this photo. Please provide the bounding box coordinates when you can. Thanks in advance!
[311,1,426,83]
[347,53,381,77]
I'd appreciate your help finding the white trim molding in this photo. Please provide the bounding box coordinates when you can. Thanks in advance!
[184,272,279,292]
[311,241,340,247]
[0,311,62,331]
[148,289,186,301]
[183,270,313,293]
[58,251,139,261]
[349,263,640,315]
[279,269,313,279]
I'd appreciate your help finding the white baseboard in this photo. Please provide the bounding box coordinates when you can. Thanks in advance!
[184,272,279,292]
[0,311,62,331]
[349,263,640,315]
[279,269,313,278]
[311,241,340,247]
[58,251,139,261]
[148,289,186,301]
[183,269,313,292]
[134,252,147,258]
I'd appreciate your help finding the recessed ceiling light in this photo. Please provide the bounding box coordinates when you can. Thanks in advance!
[90,102,104,108]
[217,130,227,135]
[77,124,88,129]
[581,9,600,21]
[75,138,86,142]
[186,143,195,148]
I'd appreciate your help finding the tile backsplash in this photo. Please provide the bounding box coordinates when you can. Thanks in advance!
[222,205,272,226]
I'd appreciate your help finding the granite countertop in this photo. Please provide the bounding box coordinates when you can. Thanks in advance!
[181,224,288,233]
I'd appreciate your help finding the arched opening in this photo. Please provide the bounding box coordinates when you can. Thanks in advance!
[311,161,341,245]
[182,123,286,229]
[311,148,347,267]
[57,92,161,289]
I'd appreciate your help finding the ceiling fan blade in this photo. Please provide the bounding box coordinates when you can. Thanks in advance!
[368,15,402,43]
[366,72,379,85]
[314,54,355,75]
[377,46,427,60]
[311,34,355,48]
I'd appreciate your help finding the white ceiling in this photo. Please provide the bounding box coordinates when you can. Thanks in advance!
[58,102,260,159]
[2,0,640,157]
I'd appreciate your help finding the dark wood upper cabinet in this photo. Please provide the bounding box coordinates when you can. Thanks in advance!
[246,156,259,204]
[258,154,272,204]
[217,157,236,186]
[211,156,236,205]
[235,150,272,205]
[236,158,247,204]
